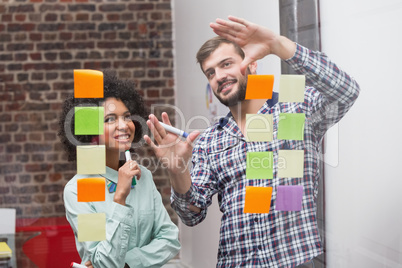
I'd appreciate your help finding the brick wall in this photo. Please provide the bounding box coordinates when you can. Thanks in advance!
[0,0,178,224]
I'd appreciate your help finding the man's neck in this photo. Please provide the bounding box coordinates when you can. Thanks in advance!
[229,99,266,134]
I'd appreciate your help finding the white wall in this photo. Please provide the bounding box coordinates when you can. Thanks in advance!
[320,1,402,267]
[172,1,280,267]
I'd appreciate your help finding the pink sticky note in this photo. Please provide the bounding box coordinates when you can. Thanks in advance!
[275,185,303,211]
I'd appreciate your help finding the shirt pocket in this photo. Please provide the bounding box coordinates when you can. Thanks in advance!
[137,209,154,245]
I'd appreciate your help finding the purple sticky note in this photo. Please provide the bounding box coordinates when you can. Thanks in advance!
[275,185,303,211]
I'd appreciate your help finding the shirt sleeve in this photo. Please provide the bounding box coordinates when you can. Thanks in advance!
[285,44,360,138]
[125,169,181,268]
[64,177,134,268]
[171,138,217,227]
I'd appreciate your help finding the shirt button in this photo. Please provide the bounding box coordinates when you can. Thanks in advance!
[254,217,259,222]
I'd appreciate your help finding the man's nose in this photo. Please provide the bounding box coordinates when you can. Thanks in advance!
[215,68,227,82]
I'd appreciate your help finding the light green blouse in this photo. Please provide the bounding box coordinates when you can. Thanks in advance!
[64,165,180,268]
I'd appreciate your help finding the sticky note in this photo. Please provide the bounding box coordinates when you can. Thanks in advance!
[77,213,106,242]
[275,185,304,211]
[74,69,104,98]
[277,113,305,140]
[74,107,104,135]
[278,150,304,178]
[245,114,273,142]
[77,145,106,174]
[246,151,273,179]
[244,186,273,213]
[245,75,274,100]
[77,177,106,202]
[278,75,306,102]
[0,242,12,257]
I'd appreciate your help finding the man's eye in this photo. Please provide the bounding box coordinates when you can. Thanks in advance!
[207,71,215,78]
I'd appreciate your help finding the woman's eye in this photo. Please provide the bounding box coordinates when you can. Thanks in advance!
[124,114,132,122]
[105,116,116,123]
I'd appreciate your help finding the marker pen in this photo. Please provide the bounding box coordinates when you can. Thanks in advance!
[125,150,132,161]
[70,262,86,268]
[125,150,137,183]
[159,122,189,138]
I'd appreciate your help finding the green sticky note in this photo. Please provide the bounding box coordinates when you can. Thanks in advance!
[245,114,273,142]
[278,150,304,178]
[278,75,306,103]
[77,145,106,174]
[277,113,305,140]
[246,151,273,179]
[74,106,104,135]
[77,213,106,242]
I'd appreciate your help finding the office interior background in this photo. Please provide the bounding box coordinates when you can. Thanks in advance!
[0,0,401,267]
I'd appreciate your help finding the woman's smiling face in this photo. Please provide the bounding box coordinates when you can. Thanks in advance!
[100,97,135,153]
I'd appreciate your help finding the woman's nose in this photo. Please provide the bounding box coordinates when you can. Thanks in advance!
[117,116,129,130]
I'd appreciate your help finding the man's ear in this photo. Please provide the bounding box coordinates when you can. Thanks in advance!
[248,61,258,74]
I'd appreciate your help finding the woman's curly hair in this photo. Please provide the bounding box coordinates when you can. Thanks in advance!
[58,69,148,162]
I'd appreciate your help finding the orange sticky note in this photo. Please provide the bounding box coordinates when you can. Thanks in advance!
[244,186,273,214]
[245,75,274,100]
[74,69,104,98]
[77,177,106,202]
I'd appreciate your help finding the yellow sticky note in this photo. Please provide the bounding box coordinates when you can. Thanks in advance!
[244,186,273,214]
[245,75,274,100]
[245,114,273,142]
[278,150,304,178]
[77,145,106,175]
[77,178,106,202]
[74,69,104,98]
[0,242,12,257]
[278,75,305,102]
[77,213,106,242]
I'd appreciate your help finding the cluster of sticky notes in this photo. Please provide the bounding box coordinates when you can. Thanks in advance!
[74,69,107,242]
[244,74,306,214]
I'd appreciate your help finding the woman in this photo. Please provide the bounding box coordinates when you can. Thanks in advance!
[59,70,180,268]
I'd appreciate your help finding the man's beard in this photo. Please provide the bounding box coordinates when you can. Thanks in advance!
[214,71,249,107]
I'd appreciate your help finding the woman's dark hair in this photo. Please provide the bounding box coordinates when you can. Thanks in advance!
[58,69,148,161]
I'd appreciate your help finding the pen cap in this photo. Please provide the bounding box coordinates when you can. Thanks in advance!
[71,262,86,268]
[125,150,132,161]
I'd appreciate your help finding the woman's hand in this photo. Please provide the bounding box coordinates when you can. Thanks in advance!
[84,260,94,268]
[113,159,141,205]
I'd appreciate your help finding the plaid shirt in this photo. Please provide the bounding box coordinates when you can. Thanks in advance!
[171,44,360,267]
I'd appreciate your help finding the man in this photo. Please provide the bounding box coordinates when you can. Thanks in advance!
[144,16,360,267]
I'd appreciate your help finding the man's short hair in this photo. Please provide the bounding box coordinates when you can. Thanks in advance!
[196,36,245,73]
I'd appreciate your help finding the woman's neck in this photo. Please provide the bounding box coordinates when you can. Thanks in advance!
[106,149,121,171]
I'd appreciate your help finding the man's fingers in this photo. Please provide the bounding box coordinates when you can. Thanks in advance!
[227,15,249,27]
[161,112,173,125]
[147,119,164,144]
[143,134,158,150]
[186,130,201,146]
